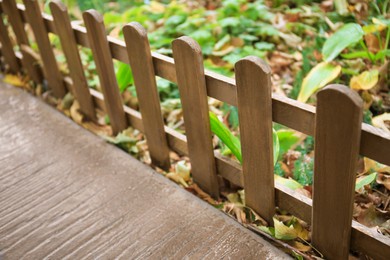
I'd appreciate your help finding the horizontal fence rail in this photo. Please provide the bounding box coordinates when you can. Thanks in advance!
[0,1,389,259]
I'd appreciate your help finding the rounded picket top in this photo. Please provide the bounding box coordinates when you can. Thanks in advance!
[123,22,148,41]
[49,0,67,14]
[235,56,271,76]
[172,36,203,57]
[82,9,104,25]
[317,84,363,108]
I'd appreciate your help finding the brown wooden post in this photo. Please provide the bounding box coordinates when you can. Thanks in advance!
[49,0,96,121]
[172,36,219,198]
[0,12,20,73]
[312,84,363,259]
[235,56,275,224]
[20,45,43,84]
[82,10,127,135]
[1,0,29,46]
[22,0,66,98]
[123,22,170,170]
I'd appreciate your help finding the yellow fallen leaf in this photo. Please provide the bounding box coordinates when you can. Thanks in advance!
[287,241,312,252]
[70,101,83,124]
[4,74,25,87]
[166,172,188,187]
[274,217,297,240]
[350,70,379,90]
[175,160,191,181]
[372,113,390,133]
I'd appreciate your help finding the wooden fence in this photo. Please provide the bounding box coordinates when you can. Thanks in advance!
[0,0,389,258]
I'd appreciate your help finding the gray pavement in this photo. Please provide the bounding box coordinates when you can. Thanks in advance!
[0,82,289,259]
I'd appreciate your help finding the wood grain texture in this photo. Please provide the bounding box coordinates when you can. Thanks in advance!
[22,0,65,98]
[60,72,390,259]
[0,82,288,260]
[6,6,390,256]
[123,22,170,170]
[20,44,42,83]
[312,85,363,259]
[49,0,96,121]
[0,13,19,73]
[172,36,219,199]
[16,6,389,166]
[82,10,126,134]
[235,56,275,224]
[1,0,29,46]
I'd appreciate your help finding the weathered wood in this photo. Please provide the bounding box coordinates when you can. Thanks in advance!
[49,1,96,121]
[312,85,363,259]
[172,36,219,198]
[123,22,170,170]
[22,0,65,98]
[82,10,126,134]
[20,44,42,83]
[235,56,274,224]
[0,82,289,260]
[1,0,29,46]
[60,73,390,259]
[17,7,389,166]
[0,12,19,73]
[7,7,390,256]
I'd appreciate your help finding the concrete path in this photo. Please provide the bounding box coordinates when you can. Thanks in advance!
[0,82,289,259]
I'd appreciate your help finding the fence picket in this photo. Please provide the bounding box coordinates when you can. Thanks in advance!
[82,10,127,135]
[0,12,19,73]
[49,1,96,121]
[235,56,275,224]
[22,0,65,98]
[2,0,29,46]
[172,36,219,198]
[123,22,170,170]
[312,85,363,259]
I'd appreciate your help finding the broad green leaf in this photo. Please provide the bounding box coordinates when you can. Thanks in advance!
[209,112,279,165]
[274,175,303,190]
[276,130,299,158]
[116,62,133,93]
[350,70,379,90]
[322,23,364,62]
[254,42,275,51]
[298,62,341,103]
[209,112,242,163]
[355,172,377,191]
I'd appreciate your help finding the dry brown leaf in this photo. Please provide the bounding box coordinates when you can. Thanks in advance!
[287,241,312,252]
[186,183,216,205]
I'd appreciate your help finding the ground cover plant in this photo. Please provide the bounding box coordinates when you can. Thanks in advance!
[4,0,390,258]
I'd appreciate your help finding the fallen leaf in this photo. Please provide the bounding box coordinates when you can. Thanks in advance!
[372,113,390,132]
[166,172,188,187]
[350,70,379,90]
[287,241,312,252]
[274,217,297,240]
[377,168,390,190]
[186,183,216,205]
[356,203,388,227]
[70,101,83,124]
[175,160,191,181]
[355,172,377,191]
[4,74,25,87]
